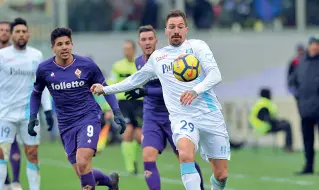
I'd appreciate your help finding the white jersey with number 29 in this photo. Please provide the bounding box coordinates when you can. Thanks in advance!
[103,39,222,119]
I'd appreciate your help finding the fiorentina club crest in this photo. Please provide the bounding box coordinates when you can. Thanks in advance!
[75,68,82,79]
[83,185,93,190]
[144,170,153,179]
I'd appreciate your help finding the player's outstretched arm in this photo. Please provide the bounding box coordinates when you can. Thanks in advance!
[92,60,156,95]
[28,67,46,136]
[40,87,54,131]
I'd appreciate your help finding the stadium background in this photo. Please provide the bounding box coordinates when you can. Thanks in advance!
[1,0,319,189]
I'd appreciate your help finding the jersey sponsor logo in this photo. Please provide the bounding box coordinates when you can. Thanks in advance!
[156,54,168,62]
[10,68,35,76]
[162,62,173,74]
[51,81,85,90]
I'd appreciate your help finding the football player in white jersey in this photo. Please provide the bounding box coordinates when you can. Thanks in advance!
[0,21,11,49]
[0,20,23,190]
[91,10,230,190]
[0,18,54,190]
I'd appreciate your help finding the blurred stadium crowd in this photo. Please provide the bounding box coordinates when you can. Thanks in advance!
[67,0,319,31]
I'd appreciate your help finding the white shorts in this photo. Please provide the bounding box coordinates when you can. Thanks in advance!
[170,110,231,162]
[0,119,40,145]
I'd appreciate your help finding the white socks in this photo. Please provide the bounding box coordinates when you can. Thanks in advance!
[180,162,201,190]
[211,174,227,190]
[27,161,40,190]
[0,160,7,190]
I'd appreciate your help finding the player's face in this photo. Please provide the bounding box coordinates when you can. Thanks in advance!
[0,23,10,44]
[165,16,188,46]
[309,42,319,56]
[123,42,135,59]
[11,24,29,49]
[138,31,157,56]
[52,36,73,60]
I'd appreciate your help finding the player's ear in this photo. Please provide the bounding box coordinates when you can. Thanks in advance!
[164,28,168,35]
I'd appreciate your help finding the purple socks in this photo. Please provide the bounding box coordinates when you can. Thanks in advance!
[92,169,112,187]
[80,171,95,190]
[144,162,161,190]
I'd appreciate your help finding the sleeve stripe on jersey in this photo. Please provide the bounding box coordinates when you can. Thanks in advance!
[33,88,40,93]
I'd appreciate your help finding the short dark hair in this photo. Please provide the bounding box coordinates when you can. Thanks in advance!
[10,18,27,32]
[138,25,156,37]
[260,88,271,99]
[124,39,136,50]
[165,9,187,26]
[51,27,72,45]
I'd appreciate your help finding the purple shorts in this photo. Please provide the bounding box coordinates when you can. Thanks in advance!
[60,119,101,164]
[142,117,178,154]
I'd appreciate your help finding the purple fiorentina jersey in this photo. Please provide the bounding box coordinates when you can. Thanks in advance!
[33,55,104,132]
[135,55,168,119]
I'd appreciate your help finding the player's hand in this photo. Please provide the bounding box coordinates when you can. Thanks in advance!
[180,90,198,105]
[28,115,39,136]
[112,109,126,134]
[44,110,54,131]
[90,83,105,95]
[125,88,147,100]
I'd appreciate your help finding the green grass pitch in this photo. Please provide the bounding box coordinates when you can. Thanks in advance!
[10,142,319,190]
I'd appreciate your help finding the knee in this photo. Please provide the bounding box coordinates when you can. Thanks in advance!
[25,146,38,162]
[123,125,134,141]
[143,147,158,162]
[177,138,196,163]
[76,155,91,173]
[178,148,195,163]
[0,148,4,160]
[0,143,11,160]
[214,170,228,182]
[135,129,142,143]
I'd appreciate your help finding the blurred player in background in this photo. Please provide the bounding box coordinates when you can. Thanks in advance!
[287,43,305,98]
[92,10,230,190]
[28,27,126,190]
[0,20,23,190]
[289,36,319,175]
[0,21,11,48]
[94,94,121,153]
[0,18,54,190]
[107,40,142,174]
[124,25,205,190]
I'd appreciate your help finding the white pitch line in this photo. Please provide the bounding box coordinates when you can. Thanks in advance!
[41,158,237,190]
[160,164,314,186]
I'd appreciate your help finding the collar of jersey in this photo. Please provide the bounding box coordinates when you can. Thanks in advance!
[52,54,76,69]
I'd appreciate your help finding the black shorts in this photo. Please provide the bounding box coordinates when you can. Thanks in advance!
[118,100,143,128]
